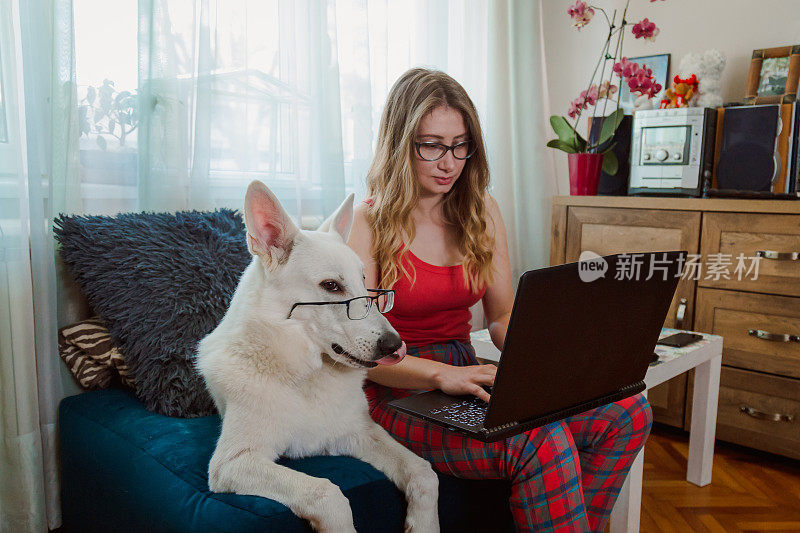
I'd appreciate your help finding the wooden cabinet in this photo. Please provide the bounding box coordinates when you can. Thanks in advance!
[551,196,800,456]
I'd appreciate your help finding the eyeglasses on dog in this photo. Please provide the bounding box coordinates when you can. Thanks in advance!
[287,289,395,320]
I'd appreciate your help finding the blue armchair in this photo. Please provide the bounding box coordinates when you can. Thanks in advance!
[59,388,514,532]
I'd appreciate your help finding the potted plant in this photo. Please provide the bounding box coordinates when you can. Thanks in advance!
[548,0,664,195]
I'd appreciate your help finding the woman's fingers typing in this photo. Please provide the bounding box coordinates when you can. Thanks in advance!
[437,363,497,402]
[473,384,491,403]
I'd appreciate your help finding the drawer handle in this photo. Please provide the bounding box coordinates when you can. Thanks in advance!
[755,250,800,261]
[675,297,687,329]
[740,405,794,423]
[748,329,800,343]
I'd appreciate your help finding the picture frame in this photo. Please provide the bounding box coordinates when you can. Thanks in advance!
[744,45,800,104]
[618,53,670,114]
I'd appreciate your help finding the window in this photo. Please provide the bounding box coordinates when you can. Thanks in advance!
[74,0,139,214]
[72,0,489,224]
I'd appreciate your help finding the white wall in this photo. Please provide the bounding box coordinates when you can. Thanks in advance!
[542,0,800,194]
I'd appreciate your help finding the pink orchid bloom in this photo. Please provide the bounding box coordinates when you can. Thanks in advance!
[633,66,654,84]
[651,83,663,96]
[632,18,660,42]
[628,75,651,92]
[598,80,618,99]
[615,61,662,98]
[583,85,600,106]
[613,58,639,79]
[568,101,581,119]
[567,81,619,118]
[567,1,595,29]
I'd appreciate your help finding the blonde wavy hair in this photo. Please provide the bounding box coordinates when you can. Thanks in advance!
[366,68,494,293]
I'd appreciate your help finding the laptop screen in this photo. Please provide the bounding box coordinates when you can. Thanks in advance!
[483,251,685,428]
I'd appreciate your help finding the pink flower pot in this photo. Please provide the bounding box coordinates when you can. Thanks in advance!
[567,153,604,196]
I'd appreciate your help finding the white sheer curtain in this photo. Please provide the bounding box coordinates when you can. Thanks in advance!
[2,1,550,530]
[131,0,491,225]
[0,2,43,529]
[487,0,554,278]
[1,0,75,530]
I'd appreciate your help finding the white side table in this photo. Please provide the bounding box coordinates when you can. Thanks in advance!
[609,329,723,533]
[470,327,723,533]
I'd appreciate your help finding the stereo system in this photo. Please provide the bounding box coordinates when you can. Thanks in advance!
[628,107,717,197]
[621,104,800,197]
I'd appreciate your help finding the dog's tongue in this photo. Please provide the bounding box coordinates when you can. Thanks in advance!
[376,341,406,365]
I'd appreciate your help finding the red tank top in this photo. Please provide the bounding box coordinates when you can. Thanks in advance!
[384,250,485,347]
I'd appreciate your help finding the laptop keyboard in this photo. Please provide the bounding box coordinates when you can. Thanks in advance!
[429,397,488,428]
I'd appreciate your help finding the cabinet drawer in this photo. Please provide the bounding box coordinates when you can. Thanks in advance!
[701,212,800,296]
[695,288,800,378]
[564,206,700,331]
[713,367,800,460]
[565,207,700,260]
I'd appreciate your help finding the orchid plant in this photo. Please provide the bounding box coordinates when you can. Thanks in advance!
[548,0,664,175]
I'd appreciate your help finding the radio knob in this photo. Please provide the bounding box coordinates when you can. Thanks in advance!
[672,153,681,160]
[643,153,652,161]
[656,149,669,161]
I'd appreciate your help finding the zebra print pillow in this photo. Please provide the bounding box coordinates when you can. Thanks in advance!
[58,318,135,389]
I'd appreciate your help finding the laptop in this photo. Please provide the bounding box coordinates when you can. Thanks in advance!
[388,251,686,442]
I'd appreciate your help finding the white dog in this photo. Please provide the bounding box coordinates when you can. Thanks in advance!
[196,180,439,532]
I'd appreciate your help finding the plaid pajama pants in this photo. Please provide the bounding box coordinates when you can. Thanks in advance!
[364,341,652,532]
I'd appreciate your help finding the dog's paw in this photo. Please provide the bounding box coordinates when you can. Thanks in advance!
[404,463,439,533]
[300,480,357,533]
[405,507,440,533]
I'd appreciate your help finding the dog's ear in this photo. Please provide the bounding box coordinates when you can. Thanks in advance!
[244,180,299,263]
[318,193,354,242]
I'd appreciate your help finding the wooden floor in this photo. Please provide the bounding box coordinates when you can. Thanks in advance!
[640,424,800,532]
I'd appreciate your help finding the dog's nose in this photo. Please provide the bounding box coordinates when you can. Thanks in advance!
[377,332,402,356]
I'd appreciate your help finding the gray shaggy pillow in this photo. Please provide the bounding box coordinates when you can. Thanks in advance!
[54,210,251,417]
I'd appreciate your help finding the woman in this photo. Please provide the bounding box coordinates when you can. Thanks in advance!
[347,68,651,532]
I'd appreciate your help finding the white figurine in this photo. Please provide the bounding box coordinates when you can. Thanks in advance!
[678,49,727,108]
[633,94,654,111]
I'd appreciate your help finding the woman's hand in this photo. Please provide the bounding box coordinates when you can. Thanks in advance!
[435,363,497,403]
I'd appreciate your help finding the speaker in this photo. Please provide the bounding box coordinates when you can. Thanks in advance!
[713,104,791,193]
[588,114,633,196]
